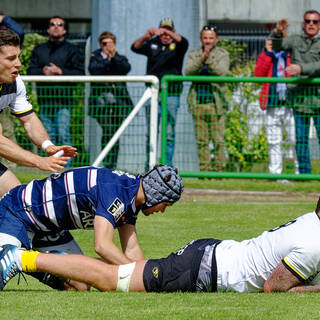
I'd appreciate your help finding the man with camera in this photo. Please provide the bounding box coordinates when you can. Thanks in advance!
[271,10,320,174]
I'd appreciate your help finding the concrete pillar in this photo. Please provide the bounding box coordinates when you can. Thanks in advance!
[90,0,201,171]
[91,0,200,76]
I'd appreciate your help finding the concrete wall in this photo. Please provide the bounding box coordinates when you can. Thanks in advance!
[0,0,91,19]
[205,0,320,33]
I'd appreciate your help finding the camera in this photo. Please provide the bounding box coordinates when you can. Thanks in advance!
[271,38,282,52]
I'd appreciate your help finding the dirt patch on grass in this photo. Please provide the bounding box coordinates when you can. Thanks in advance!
[182,188,318,203]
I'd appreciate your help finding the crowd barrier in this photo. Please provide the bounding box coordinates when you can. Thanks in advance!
[12,75,320,180]
[161,75,320,180]
[19,75,158,173]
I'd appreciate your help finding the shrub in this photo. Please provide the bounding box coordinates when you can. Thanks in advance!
[219,40,268,171]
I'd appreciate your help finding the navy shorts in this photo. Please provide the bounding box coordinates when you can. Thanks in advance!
[0,192,30,248]
[143,238,220,293]
[0,191,74,250]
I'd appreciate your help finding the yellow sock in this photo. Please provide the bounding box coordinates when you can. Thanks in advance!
[21,250,40,272]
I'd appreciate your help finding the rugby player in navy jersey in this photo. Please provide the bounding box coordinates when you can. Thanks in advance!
[3,195,320,294]
[0,164,183,290]
[0,28,77,197]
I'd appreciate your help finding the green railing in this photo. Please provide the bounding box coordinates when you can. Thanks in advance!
[161,75,320,180]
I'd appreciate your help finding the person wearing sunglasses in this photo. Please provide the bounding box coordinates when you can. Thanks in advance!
[27,16,84,160]
[131,18,188,170]
[88,31,133,169]
[185,24,230,172]
[270,10,320,174]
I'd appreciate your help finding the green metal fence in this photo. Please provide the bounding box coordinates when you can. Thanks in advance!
[11,75,320,180]
[161,75,320,180]
[17,80,154,173]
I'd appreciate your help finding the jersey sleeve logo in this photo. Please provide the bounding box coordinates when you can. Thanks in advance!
[108,198,125,222]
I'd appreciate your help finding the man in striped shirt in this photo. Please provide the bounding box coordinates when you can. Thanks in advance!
[0,164,183,290]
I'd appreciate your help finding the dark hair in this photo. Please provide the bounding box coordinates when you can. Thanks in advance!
[304,10,320,20]
[98,31,116,44]
[49,16,67,29]
[0,29,20,49]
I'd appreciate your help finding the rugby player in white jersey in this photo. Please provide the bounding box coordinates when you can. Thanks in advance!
[0,28,77,197]
[2,195,320,293]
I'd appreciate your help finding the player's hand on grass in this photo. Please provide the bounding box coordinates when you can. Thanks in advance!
[45,145,78,158]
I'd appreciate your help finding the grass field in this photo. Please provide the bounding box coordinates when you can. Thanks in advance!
[1,173,320,319]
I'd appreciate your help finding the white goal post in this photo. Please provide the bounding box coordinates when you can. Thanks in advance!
[21,75,159,170]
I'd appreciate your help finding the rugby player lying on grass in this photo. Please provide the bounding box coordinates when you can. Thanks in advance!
[0,164,183,290]
[2,198,320,293]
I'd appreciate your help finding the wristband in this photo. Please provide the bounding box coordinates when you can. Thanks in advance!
[41,140,54,152]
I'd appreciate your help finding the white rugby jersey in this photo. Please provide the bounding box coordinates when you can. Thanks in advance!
[0,75,33,117]
[215,212,320,292]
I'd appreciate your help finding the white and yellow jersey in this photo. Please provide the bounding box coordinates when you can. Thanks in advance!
[216,212,320,292]
[0,75,33,117]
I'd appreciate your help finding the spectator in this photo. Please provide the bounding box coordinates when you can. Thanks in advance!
[185,25,230,171]
[271,11,320,174]
[131,18,188,169]
[89,31,133,169]
[0,29,76,197]
[254,38,299,178]
[27,16,84,152]
[0,13,24,44]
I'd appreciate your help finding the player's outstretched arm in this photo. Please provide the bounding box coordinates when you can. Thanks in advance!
[0,133,69,172]
[264,262,301,292]
[288,284,320,293]
[19,112,77,158]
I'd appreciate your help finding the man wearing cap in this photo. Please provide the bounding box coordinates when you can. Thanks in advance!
[185,25,230,172]
[0,164,183,290]
[131,18,188,169]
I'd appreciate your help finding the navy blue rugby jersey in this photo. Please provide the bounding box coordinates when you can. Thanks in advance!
[8,167,141,232]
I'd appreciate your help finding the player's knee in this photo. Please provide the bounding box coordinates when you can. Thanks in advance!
[116,262,136,292]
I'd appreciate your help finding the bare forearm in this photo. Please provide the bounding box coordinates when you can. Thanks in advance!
[20,113,51,149]
[168,32,182,43]
[133,35,149,49]
[124,245,145,261]
[0,134,42,167]
[289,284,320,293]
[95,242,132,265]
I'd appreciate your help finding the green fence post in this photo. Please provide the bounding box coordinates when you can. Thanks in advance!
[160,77,168,165]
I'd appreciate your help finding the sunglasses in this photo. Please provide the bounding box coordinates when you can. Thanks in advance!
[50,22,64,27]
[202,25,217,32]
[101,40,113,46]
[304,19,319,25]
